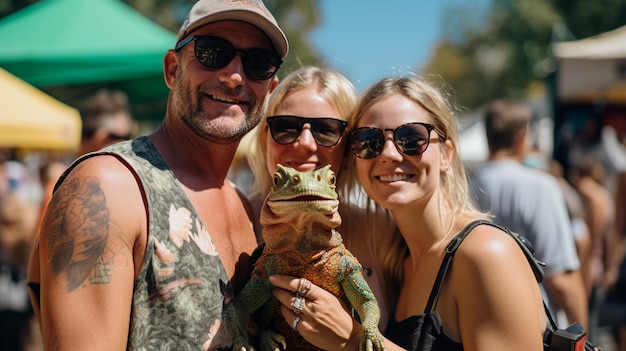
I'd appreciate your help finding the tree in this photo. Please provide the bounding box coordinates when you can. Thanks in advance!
[0,0,37,18]
[422,0,626,110]
[551,0,626,39]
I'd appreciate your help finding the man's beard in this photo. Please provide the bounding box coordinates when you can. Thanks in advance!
[173,74,266,144]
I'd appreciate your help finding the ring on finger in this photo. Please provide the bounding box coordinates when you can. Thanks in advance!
[297,278,312,298]
[291,294,305,314]
[292,315,302,330]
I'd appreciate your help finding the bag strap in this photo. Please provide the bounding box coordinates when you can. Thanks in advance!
[424,220,485,313]
[425,220,601,350]
[424,219,546,313]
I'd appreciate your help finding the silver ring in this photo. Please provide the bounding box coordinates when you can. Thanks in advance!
[297,278,312,298]
[292,315,302,330]
[291,295,305,314]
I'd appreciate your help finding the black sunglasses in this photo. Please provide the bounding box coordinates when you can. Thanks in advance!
[106,131,132,141]
[175,35,282,81]
[349,122,437,159]
[266,115,348,147]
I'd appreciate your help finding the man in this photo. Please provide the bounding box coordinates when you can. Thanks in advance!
[470,99,589,330]
[27,0,288,349]
[78,89,136,156]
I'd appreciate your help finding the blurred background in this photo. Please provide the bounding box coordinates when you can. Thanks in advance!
[1,0,626,350]
[2,0,625,166]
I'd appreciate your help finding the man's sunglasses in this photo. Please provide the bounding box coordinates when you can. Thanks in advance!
[175,35,282,81]
[349,122,437,159]
[106,131,133,141]
[266,115,348,147]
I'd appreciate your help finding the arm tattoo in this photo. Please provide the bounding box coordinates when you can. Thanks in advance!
[47,176,109,291]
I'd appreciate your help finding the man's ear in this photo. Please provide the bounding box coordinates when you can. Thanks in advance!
[268,76,279,94]
[163,50,179,89]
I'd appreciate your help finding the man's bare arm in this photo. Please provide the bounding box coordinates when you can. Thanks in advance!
[37,157,144,350]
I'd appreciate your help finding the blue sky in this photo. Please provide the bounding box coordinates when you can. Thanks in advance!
[309,0,489,92]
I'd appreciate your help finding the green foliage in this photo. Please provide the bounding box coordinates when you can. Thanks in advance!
[551,0,626,38]
[264,0,324,77]
[0,0,37,18]
[422,0,626,110]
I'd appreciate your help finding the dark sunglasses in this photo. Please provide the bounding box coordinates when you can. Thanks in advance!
[106,131,132,141]
[349,122,437,159]
[175,35,282,81]
[266,115,348,147]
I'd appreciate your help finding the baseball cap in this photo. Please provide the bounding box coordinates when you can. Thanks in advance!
[176,0,289,58]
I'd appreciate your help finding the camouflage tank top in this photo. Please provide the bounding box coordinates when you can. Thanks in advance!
[67,137,234,350]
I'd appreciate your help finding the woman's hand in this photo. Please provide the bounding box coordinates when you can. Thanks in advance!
[269,274,361,351]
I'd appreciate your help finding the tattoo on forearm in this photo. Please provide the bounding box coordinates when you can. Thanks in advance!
[47,176,110,291]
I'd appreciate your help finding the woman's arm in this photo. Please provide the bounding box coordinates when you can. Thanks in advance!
[453,226,546,351]
[269,274,405,351]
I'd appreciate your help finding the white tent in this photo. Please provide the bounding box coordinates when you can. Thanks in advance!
[551,25,626,104]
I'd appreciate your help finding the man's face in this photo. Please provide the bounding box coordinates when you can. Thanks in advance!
[168,20,279,145]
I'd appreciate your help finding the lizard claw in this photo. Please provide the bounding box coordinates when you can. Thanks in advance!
[233,342,256,351]
[232,332,256,351]
[258,329,286,351]
[359,329,386,351]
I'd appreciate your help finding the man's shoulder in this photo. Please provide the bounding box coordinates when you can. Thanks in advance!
[476,160,557,186]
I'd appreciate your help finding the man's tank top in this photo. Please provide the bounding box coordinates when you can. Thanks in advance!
[60,137,234,350]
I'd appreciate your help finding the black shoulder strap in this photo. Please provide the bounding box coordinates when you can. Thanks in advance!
[424,219,546,313]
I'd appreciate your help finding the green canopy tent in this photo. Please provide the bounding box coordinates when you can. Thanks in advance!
[0,0,177,122]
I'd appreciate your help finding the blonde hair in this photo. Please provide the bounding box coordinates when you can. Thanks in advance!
[346,76,487,289]
[246,66,357,201]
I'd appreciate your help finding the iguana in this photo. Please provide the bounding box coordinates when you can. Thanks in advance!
[231,164,385,351]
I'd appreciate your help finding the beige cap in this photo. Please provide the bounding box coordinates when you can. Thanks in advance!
[176,0,289,58]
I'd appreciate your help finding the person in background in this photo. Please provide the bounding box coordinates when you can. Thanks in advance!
[568,156,614,343]
[470,99,588,330]
[568,155,614,298]
[270,76,546,350]
[26,0,288,349]
[524,150,592,300]
[602,170,626,351]
[35,89,136,230]
[1,152,40,351]
[242,65,396,330]
[78,89,136,156]
[545,158,591,283]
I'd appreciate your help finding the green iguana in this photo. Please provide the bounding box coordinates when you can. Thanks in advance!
[231,164,385,351]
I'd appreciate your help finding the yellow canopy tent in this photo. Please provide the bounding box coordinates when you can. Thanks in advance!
[0,67,81,151]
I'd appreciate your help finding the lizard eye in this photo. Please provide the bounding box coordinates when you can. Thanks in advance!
[273,172,282,186]
[329,173,336,186]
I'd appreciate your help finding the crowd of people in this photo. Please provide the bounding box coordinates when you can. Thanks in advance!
[1,0,625,350]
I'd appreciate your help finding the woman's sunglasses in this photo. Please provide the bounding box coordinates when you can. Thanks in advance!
[266,115,348,147]
[349,122,437,159]
[175,35,282,81]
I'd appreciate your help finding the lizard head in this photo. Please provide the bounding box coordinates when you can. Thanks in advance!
[260,164,343,249]
[265,164,339,215]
